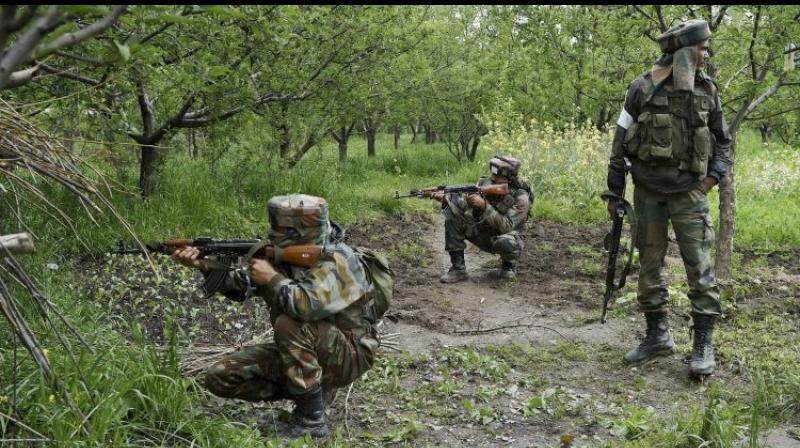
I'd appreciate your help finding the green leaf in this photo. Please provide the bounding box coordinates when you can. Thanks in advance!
[114,41,131,62]
[208,65,230,78]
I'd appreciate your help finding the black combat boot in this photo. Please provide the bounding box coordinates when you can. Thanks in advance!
[689,313,716,377]
[285,389,329,440]
[440,251,468,283]
[498,260,516,280]
[623,311,676,365]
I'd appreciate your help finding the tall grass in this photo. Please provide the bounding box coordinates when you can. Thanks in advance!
[483,117,800,251]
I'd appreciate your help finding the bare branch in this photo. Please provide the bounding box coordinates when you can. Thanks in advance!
[0,6,61,90]
[711,5,730,32]
[53,50,112,65]
[33,6,128,59]
[745,104,800,122]
[749,6,762,81]
[5,65,40,89]
[654,5,667,32]
[38,63,101,86]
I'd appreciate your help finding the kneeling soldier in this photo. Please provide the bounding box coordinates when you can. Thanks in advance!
[171,195,384,440]
[431,155,533,282]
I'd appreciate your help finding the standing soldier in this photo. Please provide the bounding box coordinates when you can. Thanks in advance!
[603,20,733,377]
[432,155,533,282]
[171,195,388,440]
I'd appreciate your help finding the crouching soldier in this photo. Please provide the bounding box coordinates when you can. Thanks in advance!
[431,155,533,282]
[171,194,389,440]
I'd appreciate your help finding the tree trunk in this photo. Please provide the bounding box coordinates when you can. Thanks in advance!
[468,135,480,161]
[410,123,419,144]
[716,138,736,281]
[366,126,377,158]
[279,122,292,158]
[759,122,771,144]
[139,143,161,198]
[424,126,434,144]
[332,124,354,162]
[189,128,198,159]
[393,125,401,150]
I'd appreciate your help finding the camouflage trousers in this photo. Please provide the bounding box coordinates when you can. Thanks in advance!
[443,196,523,261]
[204,314,375,400]
[634,185,721,315]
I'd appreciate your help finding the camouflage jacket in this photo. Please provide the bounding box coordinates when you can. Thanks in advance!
[475,176,531,234]
[210,243,373,330]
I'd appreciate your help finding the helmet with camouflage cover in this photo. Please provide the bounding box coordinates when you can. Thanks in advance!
[267,194,331,247]
[489,155,521,178]
[657,20,710,54]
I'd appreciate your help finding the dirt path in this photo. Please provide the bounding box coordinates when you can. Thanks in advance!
[374,213,628,355]
[338,213,725,447]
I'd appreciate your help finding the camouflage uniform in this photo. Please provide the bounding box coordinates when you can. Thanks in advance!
[202,195,379,415]
[606,20,732,375]
[443,175,531,262]
[607,46,732,316]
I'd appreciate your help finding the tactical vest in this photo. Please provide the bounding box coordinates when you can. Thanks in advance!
[623,75,714,175]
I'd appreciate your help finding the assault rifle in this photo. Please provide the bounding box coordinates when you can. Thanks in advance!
[395,183,509,199]
[112,238,326,299]
[601,160,636,324]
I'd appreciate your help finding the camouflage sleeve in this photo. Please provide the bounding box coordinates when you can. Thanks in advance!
[480,191,530,234]
[201,269,247,302]
[707,93,733,180]
[263,250,369,322]
[607,81,641,196]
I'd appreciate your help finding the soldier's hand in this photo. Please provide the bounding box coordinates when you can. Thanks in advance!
[171,246,205,270]
[249,258,278,285]
[700,176,718,194]
[430,191,445,202]
[606,200,619,220]
[467,193,486,210]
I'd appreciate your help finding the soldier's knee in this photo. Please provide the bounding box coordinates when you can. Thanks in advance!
[273,314,301,341]
[492,236,521,259]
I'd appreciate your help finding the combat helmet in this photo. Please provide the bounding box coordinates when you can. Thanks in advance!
[267,194,331,247]
[489,155,521,178]
[657,20,710,54]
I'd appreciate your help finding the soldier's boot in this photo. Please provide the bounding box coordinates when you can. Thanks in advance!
[285,389,329,440]
[498,260,516,280]
[440,251,468,283]
[689,313,716,377]
[623,311,676,365]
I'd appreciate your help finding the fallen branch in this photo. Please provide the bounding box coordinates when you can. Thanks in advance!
[453,323,572,342]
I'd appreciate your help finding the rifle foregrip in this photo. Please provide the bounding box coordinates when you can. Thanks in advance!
[165,238,193,247]
[261,245,323,268]
[481,184,510,196]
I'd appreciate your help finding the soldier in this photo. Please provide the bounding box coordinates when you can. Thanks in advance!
[432,155,533,282]
[171,194,384,440]
[603,20,733,377]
